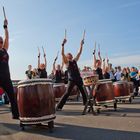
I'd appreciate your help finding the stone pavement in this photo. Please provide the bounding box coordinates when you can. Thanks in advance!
[0,97,140,140]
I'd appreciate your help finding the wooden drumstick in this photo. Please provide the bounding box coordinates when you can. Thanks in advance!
[98,44,100,52]
[3,6,6,19]
[82,29,86,40]
[95,41,96,51]
[42,46,45,54]
[64,29,67,39]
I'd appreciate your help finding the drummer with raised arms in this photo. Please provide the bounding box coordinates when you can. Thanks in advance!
[0,7,19,119]
[93,43,103,79]
[38,47,47,78]
[52,51,63,83]
[56,31,87,110]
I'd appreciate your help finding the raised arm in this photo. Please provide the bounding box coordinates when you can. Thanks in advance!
[3,19,9,51]
[61,39,68,64]
[44,53,47,68]
[102,58,105,74]
[38,52,40,68]
[53,60,56,74]
[74,39,84,62]
[98,50,102,66]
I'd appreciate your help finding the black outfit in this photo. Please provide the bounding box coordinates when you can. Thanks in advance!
[95,67,103,80]
[0,48,19,118]
[53,70,62,83]
[103,72,110,79]
[57,60,87,109]
[38,68,47,78]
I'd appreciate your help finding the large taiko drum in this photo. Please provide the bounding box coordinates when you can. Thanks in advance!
[53,83,65,101]
[113,81,130,99]
[17,79,55,125]
[94,79,114,104]
[83,75,99,86]
[12,80,20,102]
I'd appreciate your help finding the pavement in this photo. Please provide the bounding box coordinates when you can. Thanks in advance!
[0,96,140,140]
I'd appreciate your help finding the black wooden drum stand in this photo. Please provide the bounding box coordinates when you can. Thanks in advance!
[82,85,96,115]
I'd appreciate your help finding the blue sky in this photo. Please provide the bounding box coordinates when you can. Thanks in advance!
[0,0,140,79]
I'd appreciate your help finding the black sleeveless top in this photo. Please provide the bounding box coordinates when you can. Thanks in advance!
[95,67,103,80]
[0,48,10,79]
[53,70,62,83]
[38,68,47,78]
[67,60,82,83]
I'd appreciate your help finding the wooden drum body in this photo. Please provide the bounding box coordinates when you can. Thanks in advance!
[128,82,134,96]
[94,80,115,105]
[17,79,55,125]
[113,81,130,99]
[53,83,65,101]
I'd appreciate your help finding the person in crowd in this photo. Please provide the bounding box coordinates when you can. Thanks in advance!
[114,66,122,81]
[32,68,39,79]
[0,18,19,119]
[130,67,139,96]
[25,65,33,79]
[56,38,87,110]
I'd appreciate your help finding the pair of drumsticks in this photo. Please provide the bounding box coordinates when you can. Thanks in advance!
[54,29,86,62]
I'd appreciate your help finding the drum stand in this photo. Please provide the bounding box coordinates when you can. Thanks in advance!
[20,120,54,133]
[82,84,96,115]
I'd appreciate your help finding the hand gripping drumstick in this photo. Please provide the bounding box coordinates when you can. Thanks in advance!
[3,6,6,19]
[54,51,59,62]
[93,41,96,55]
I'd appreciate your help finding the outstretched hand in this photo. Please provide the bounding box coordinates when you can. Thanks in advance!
[4,19,8,26]
[93,49,96,55]
[62,38,67,46]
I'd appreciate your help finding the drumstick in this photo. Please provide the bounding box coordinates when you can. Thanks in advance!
[42,46,45,54]
[98,44,100,52]
[82,30,86,40]
[94,41,96,51]
[3,6,6,19]
[64,29,67,39]
[38,47,40,53]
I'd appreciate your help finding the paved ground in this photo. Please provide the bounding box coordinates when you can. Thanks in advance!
[0,96,140,140]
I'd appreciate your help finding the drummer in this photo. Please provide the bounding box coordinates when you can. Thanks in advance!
[0,18,19,119]
[93,46,103,79]
[56,38,87,110]
[37,50,47,78]
[102,58,110,79]
[52,59,63,83]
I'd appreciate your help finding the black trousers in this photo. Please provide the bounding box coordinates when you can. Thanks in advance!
[57,80,87,109]
[0,78,19,117]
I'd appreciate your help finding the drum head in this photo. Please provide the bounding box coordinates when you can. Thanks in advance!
[18,78,52,87]
[98,79,112,84]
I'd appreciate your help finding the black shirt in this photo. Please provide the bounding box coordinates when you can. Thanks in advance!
[0,48,10,79]
[67,60,83,84]
[38,68,47,78]
[95,67,103,80]
[53,70,62,83]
